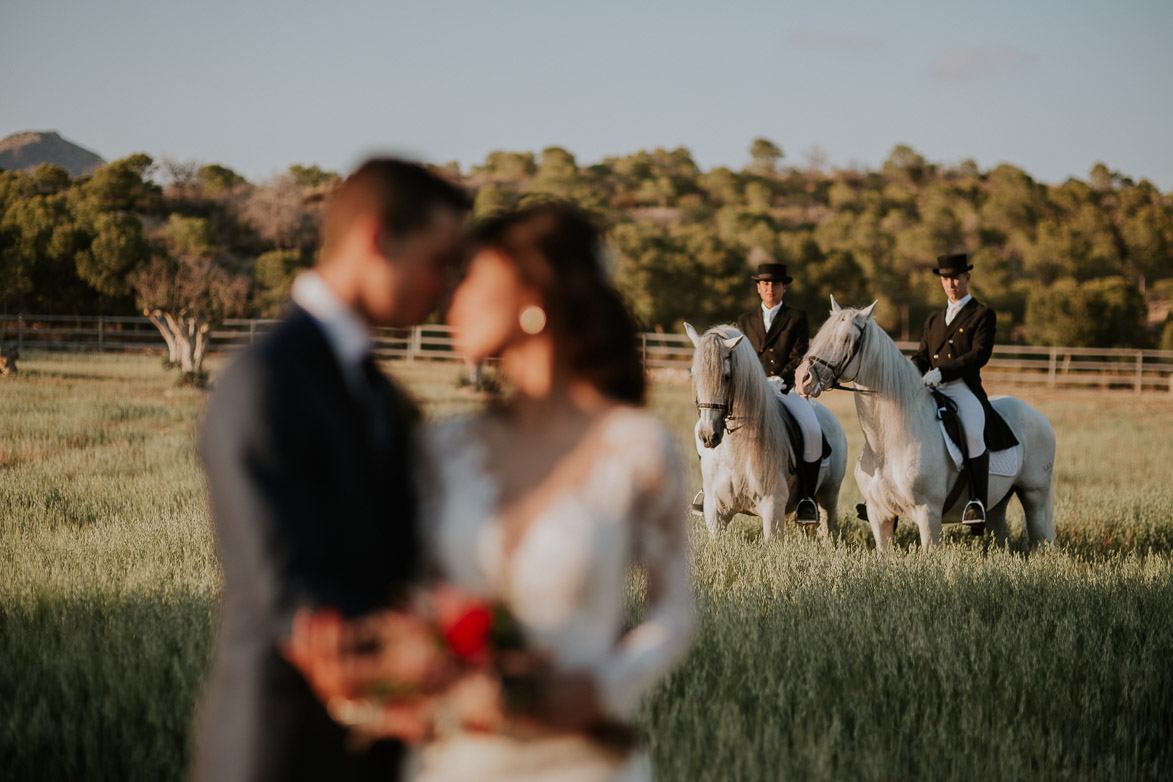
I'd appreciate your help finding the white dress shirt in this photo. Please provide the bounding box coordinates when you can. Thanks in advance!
[290,271,372,392]
[945,294,972,325]
[762,301,783,332]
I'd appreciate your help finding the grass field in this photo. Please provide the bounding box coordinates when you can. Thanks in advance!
[2,351,1172,780]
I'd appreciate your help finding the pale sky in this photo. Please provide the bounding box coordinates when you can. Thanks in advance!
[2,0,1171,189]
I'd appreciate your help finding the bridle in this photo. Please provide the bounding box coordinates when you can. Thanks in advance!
[805,320,875,395]
[694,352,745,434]
[695,400,745,433]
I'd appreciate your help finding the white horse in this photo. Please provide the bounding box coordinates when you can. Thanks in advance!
[795,299,1056,550]
[686,323,848,540]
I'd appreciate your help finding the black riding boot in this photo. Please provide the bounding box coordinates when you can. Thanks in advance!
[795,459,820,525]
[963,450,989,531]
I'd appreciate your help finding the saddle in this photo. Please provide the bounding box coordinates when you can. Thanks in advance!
[774,396,832,473]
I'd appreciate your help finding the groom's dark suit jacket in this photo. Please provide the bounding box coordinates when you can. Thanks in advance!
[736,304,809,389]
[192,306,419,782]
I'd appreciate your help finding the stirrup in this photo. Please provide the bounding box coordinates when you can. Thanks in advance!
[796,497,819,525]
[962,499,986,525]
[690,490,705,517]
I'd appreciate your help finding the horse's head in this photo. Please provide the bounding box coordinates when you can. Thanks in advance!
[796,296,876,398]
[685,322,744,449]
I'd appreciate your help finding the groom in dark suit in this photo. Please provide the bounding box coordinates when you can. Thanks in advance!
[191,159,469,782]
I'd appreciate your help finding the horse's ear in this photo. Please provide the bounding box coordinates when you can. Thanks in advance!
[861,300,878,320]
[684,322,701,347]
[723,334,744,351]
[830,294,842,313]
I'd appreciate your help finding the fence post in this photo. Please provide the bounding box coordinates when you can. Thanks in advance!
[407,327,418,363]
[17,313,23,352]
[249,320,257,345]
[1048,348,1057,389]
[641,334,648,370]
[97,316,105,353]
[1135,351,1143,395]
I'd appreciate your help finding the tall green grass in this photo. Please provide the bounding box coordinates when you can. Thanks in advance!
[2,352,1171,780]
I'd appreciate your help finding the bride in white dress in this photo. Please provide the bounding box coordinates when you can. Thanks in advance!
[412,204,695,782]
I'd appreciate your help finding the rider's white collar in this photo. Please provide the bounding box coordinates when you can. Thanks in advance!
[762,301,783,330]
[945,294,972,324]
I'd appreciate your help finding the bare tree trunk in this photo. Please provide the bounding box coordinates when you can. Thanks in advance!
[164,312,195,373]
[192,321,211,376]
[146,309,180,366]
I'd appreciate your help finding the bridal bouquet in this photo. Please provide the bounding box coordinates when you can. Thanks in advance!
[286,585,546,739]
[319,587,541,736]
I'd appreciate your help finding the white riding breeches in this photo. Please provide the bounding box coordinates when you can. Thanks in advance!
[776,388,823,463]
[936,380,986,457]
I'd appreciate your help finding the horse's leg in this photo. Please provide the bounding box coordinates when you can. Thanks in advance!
[910,505,941,550]
[702,488,723,538]
[866,501,896,552]
[1017,482,1055,548]
[986,494,1012,547]
[757,494,781,542]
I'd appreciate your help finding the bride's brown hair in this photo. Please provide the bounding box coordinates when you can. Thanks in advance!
[470,202,646,405]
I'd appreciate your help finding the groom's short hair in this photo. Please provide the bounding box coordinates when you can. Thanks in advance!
[320,158,470,259]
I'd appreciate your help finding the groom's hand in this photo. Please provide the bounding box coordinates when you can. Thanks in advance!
[283,608,356,701]
[283,608,455,703]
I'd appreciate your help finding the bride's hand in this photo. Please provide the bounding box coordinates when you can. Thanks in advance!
[444,671,508,732]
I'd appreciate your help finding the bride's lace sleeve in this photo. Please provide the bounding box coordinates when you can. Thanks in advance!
[594,419,695,720]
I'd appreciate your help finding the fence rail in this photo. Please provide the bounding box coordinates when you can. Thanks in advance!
[3,314,1172,394]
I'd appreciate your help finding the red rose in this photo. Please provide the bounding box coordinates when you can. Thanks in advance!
[443,604,493,661]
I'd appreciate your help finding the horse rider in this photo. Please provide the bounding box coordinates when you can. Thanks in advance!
[911,252,1013,526]
[737,259,824,523]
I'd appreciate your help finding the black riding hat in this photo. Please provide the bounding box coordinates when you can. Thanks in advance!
[751,263,793,284]
[932,253,974,276]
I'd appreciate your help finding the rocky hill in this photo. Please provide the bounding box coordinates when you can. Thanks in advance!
[0,130,105,178]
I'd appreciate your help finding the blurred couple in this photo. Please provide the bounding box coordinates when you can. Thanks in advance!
[191,159,694,782]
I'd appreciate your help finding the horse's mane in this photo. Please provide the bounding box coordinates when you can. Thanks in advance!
[692,324,788,488]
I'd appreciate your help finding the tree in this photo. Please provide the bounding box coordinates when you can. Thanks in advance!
[289,164,340,189]
[252,248,308,317]
[749,138,783,175]
[882,144,928,185]
[1089,162,1113,192]
[86,154,162,212]
[160,157,201,199]
[0,191,92,311]
[74,212,151,298]
[473,185,515,217]
[475,151,536,182]
[1025,276,1148,348]
[198,164,248,195]
[242,176,319,250]
[32,164,70,193]
[129,215,249,380]
[744,181,774,211]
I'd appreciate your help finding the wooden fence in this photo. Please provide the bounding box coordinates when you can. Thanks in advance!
[3,313,1172,394]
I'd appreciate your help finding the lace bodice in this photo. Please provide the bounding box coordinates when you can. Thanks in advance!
[421,407,694,720]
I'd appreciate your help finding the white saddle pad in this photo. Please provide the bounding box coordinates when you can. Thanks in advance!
[938,421,1020,476]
